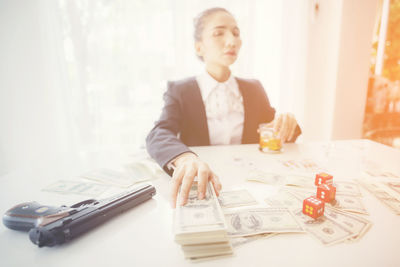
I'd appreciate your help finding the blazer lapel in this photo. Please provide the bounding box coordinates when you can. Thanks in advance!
[182,78,210,146]
[236,78,252,144]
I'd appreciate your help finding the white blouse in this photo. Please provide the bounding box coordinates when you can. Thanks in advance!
[196,71,244,145]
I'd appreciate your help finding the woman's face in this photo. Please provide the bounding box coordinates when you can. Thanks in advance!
[196,11,242,68]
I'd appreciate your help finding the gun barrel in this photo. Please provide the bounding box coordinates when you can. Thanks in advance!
[29,184,156,247]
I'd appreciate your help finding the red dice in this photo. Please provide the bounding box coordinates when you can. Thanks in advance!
[302,196,325,219]
[316,184,336,203]
[315,172,333,186]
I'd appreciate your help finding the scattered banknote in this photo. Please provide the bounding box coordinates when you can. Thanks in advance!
[284,180,363,197]
[323,208,372,243]
[358,180,400,215]
[331,194,368,215]
[264,191,302,211]
[287,186,372,245]
[364,169,400,179]
[284,187,368,215]
[124,158,164,179]
[42,180,108,196]
[292,209,357,246]
[246,170,286,186]
[384,182,400,195]
[218,189,257,208]
[285,175,315,188]
[247,171,314,188]
[284,188,312,200]
[232,156,257,170]
[334,181,362,197]
[230,233,276,248]
[224,207,303,237]
[279,159,325,173]
[248,170,364,199]
[81,168,151,188]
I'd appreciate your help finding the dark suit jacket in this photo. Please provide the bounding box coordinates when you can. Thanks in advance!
[146,76,300,175]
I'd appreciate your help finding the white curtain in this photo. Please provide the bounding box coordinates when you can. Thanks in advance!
[58,0,290,150]
[0,0,309,173]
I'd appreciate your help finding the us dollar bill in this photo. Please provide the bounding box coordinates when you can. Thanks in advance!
[225,207,303,237]
[218,189,257,208]
[285,175,315,188]
[174,182,228,243]
[246,170,287,186]
[283,180,363,197]
[246,171,314,188]
[334,181,362,197]
[384,182,400,195]
[81,168,150,188]
[323,208,371,242]
[283,188,315,200]
[284,187,368,215]
[42,180,108,196]
[230,233,276,248]
[330,195,368,215]
[264,190,303,211]
[292,209,357,246]
[182,241,233,259]
[358,180,400,215]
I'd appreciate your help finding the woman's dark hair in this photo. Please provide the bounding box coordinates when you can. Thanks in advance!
[193,7,233,60]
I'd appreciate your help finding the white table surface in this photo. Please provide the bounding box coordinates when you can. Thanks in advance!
[1,139,400,267]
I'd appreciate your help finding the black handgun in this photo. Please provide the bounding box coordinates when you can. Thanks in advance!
[3,183,156,247]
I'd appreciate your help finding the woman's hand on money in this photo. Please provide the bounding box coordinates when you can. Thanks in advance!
[170,152,221,208]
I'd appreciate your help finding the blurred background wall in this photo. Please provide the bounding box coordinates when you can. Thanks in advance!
[1,0,397,175]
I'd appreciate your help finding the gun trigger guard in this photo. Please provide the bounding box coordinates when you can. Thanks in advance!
[70,199,97,208]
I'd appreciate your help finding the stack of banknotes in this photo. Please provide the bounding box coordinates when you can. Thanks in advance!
[173,182,233,261]
[172,173,382,258]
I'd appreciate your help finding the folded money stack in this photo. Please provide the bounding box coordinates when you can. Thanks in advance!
[173,182,233,261]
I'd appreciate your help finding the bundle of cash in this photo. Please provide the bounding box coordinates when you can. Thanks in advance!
[173,182,233,261]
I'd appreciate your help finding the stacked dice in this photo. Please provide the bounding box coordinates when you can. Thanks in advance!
[302,172,336,219]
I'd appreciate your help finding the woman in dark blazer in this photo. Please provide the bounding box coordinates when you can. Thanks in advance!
[146,7,301,208]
